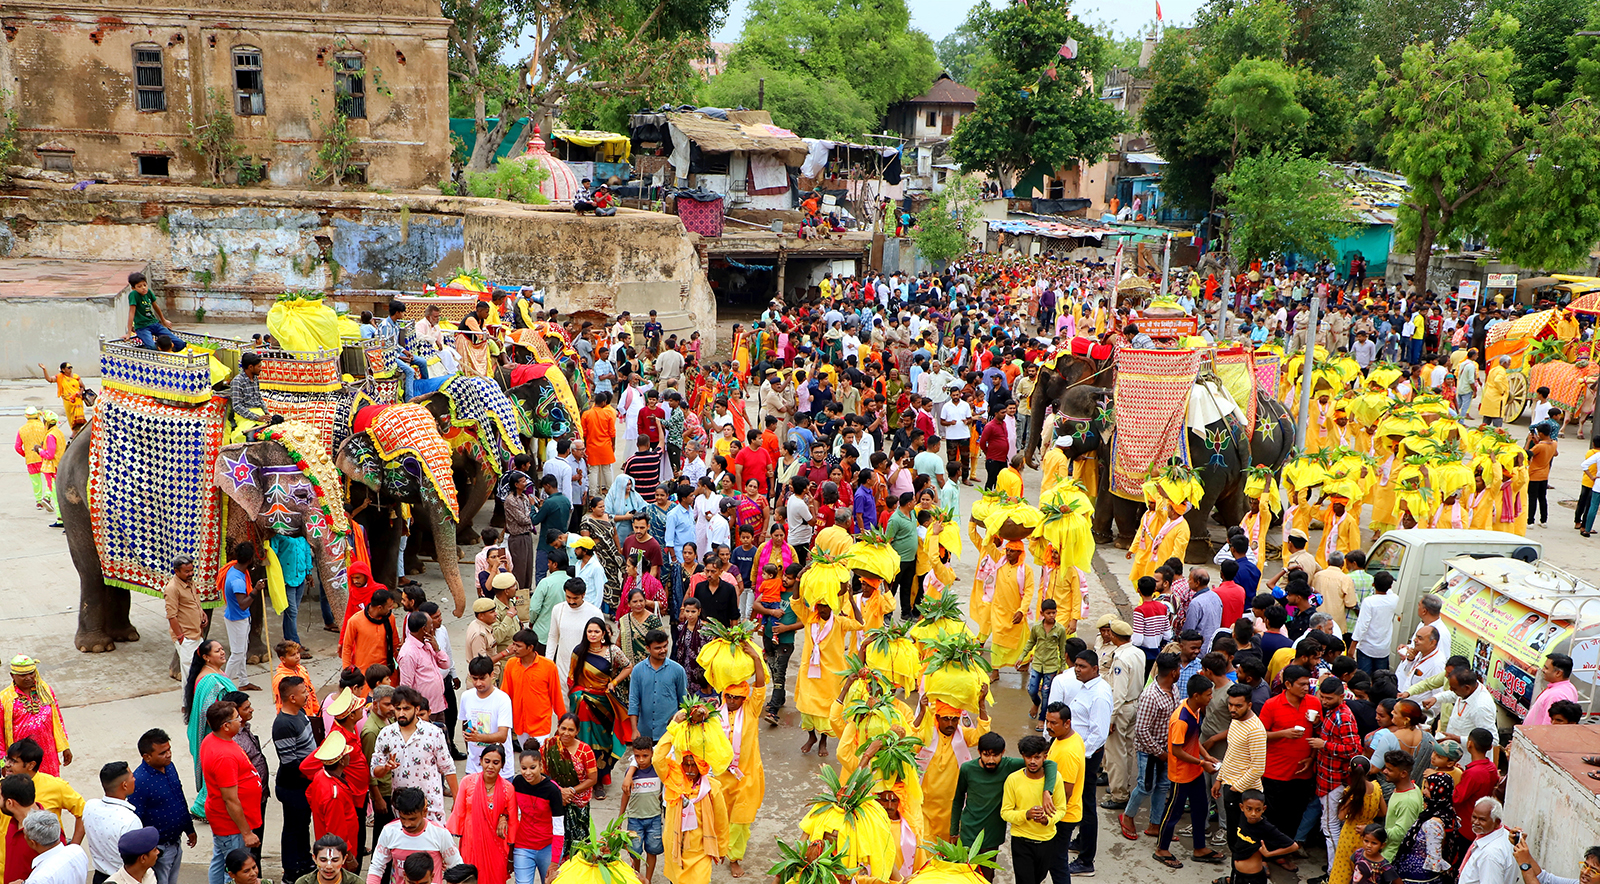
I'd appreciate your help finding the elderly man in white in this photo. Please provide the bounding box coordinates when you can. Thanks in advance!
[1442,668,1500,745]
[22,810,90,884]
[1459,798,1519,884]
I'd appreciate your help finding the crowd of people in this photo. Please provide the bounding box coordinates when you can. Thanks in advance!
[17,253,1600,884]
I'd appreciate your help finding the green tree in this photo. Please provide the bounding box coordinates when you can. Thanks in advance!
[948,0,1124,191]
[911,175,983,265]
[1361,22,1600,288]
[1216,150,1352,262]
[1471,0,1597,106]
[936,22,990,85]
[1357,0,1482,86]
[446,0,724,170]
[710,0,938,134]
[1208,58,1309,168]
[699,64,878,138]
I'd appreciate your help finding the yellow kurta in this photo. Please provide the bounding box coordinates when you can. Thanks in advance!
[1369,459,1398,532]
[968,528,1004,639]
[847,590,895,652]
[996,468,1024,498]
[1468,487,1499,530]
[917,712,991,844]
[790,599,862,724]
[1127,509,1158,584]
[657,757,730,884]
[1495,470,1529,536]
[717,687,766,827]
[1241,507,1270,562]
[987,560,1036,666]
[1041,565,1082,623]
[1481,366,1510,418]
[1303,403,1336,454]
[1040,447,1071,495]
[1318,507,1361,569]
[829,697,914,779]
[1071,451,1099,502]
[1151,513,1190,571]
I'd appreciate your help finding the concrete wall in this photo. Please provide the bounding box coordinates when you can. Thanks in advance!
[1385,252,1587,303]
[1505,726,1600,876]
[0,294,127,378]
[0,182,717,349]
[1,0,450,190]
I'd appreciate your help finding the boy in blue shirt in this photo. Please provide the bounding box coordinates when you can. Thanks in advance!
[222,542,263,691]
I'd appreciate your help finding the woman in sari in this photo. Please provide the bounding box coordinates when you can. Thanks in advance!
[457,301,493,378]
[603,475,647,543]
[544,714,598,858]
[565,619,632,800]
[447,745,515,884]
[615,588,665,670]
[755,521,796,578]
[182,640,237,815]
[732,478,767,539]
[618,555,668,620]
[579,496,626,613]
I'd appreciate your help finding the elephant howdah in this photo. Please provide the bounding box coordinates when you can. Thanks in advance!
[1024,344,1295,563]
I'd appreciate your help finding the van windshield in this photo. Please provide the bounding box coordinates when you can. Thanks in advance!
[1367,538,1405,573]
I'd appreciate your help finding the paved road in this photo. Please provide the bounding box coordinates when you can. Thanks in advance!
[11,340,1597,884]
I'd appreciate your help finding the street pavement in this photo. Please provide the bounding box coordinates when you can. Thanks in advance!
[7,330,1598,884]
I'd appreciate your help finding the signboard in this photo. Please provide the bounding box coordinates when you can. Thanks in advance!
[1488,273,1518,289]
[1438,568,1575,718]
[1457,280,1482,302]
[1132,315,1199,339]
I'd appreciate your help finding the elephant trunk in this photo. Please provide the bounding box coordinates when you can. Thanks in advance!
[1024,369,1054,468]
[423,493,466,617]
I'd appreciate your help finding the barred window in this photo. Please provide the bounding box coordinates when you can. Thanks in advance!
[334,52,366,119]
[134,44,165,112]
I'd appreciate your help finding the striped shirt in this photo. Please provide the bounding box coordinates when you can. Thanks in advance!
[1218,713,1266,792]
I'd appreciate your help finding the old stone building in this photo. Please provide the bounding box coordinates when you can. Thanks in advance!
[1,0,451,189]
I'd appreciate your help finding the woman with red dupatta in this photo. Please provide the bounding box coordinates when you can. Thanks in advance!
[448,744,516,884]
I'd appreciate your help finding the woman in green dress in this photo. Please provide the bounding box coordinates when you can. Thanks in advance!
[181,640,237,815]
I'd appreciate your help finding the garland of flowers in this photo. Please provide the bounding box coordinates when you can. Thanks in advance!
[258,421,349,539]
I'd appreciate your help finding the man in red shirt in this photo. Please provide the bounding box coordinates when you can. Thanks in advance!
[1257,664,1318,865]
[1453,728,1500,841]
[978,413,1010,491]
[299,730,361,860]
[1215,559,1247,628]
[733,429,771,495]
[636,390,665,448]
[760,417,783,468]
[200,700,263,879]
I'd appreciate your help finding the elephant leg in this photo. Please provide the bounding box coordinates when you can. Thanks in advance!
[106,587,140,642]
[1114,499,1143,549]
[1092,485,1116,545]
[60,440,120,653]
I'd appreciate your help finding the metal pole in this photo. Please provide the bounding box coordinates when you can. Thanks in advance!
[1159,233,1172,301]
[1296,293,1321,449]
[1218,253,1232,342]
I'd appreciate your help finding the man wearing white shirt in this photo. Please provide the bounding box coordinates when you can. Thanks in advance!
[1395,624,1445,695]
[1459,798,1518,884]
[563,442,588,507]
[617,379,646,461]
[546,577,604,683]
[1441,669,1499,744]
[1349,571,1400,673]
[1063,649,1111,876]
[22,811,90,884]
[1397,595,1451,667]
[940,392,974,486]
[83,763,143,883]
[542,440,576,502]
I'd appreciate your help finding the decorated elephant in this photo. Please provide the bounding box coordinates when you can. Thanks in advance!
[506,361,589,447]
[336,402,468,616]
[59,412,351,658]
[412,374,526,530]
[1024,350,1295,562]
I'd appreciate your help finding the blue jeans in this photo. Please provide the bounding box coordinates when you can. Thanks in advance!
[282,577,310,645]
[627,815,664,855]
[1296,789,1322,845]
[135,322,186,350]
[152,840,183,884]
[1027,669,1057,720]
[1585,486,1600,532]
[1408,338,1423,363]
[1124,751,1171,828]
[209,833,245,884]
[1356,651,1389,675]
[401,355,430,400]
[513,846,554,884]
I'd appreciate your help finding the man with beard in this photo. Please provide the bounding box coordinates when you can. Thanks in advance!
[913,686,992,845]
[951,733,1057,881]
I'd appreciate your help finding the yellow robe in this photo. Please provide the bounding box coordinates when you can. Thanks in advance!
[1467,486,1499,530]
[1127,510,1159,584]
[848,591,895,652]
[1303,403,1336,454]
[968,526,1004,639]
[656,743,730,884]
[1480,366,1510,418]
[1495,470,1529,536]
[987,559,1036,666]
[717,687,767,828]
[996,467,1024,498]
[790,599,862,726]
[917,712,991,844]
[1318,507,1361,569]
[1151,512,1191,571]
[1040,447,1071,495]
[1369,457,1398,532]
[1071,451,1099,502]
[1241,507,1270,563]
[829,697,915,779]
[1040,564,1082,623]
[1283,499,1313,568]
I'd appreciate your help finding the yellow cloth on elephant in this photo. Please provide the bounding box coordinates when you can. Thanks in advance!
[262,542,290,615]
[654,740,729,884]
[986,561,1035,667]
[918,711,991,843]
[1040,447,1071,495]
[227,415,266,446]
[790,598,860,721]
[717,686,766,835]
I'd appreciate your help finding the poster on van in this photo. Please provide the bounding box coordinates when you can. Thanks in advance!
[1440,576,1572,718]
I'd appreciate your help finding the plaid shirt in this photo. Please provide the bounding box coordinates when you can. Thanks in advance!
[1177,655,1205,699]
[1346,570,1375,630]
[1313,702,1362,796]
[1133,679,1180,755]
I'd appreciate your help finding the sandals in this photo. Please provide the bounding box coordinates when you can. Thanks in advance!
[1587,771,1600,782]
[1153,853,1183,870]
[1584,756,1600,766]
[1120,815,1137,841]
[1193,851,1224,865]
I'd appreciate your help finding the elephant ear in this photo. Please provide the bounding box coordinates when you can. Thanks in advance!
[362,404,460,519]
[216,445,267,519]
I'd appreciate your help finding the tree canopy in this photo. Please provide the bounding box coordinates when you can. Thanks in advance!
[935,22,990,85]
[947,0,1124,190]
[911,175,983,265]
[702,0,938,138]
[1216,150,1351,263]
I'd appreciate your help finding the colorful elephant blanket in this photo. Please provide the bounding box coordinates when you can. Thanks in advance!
[88,389,228,600]
[1110,348,1201,500]
[440,375,525,472]
[351,403,459,518]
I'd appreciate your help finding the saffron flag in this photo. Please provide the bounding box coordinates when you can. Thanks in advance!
[1156,0,1163,20]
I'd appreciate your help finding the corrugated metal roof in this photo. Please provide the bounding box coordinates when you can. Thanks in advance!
[1124,152,1167,165]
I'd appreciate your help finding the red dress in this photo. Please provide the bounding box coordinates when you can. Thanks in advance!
[447,773,516,884]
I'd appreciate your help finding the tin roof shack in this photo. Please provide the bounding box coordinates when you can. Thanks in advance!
[642,110,807,211]
[1436,555,1600,724]
[1505,725,1600,877]
[1,0,451,189]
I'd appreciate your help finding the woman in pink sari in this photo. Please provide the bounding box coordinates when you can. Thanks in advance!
[755,522,795,578]
[447,744,516,884]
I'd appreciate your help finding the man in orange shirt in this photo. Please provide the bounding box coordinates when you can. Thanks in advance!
[499,628,565,745]
[581,392,619,491]
[1526,424,1557,529]
[340,590,400,686]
